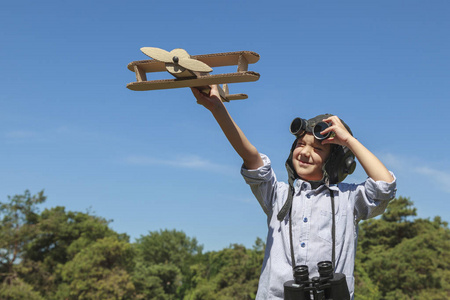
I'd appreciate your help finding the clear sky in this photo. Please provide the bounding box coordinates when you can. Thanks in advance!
[1,0,449,251]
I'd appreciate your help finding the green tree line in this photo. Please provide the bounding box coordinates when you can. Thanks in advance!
[1,191,449,299]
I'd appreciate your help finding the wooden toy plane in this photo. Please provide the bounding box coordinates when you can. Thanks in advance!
[126,47,260,101]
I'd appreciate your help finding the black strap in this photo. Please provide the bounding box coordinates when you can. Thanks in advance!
[289,189,336,272]
[289,206,295,268]
[278,166,296,221]
[330,190,336,271]
[279,185,294,221]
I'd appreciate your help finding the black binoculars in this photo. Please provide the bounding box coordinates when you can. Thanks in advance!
[284,261,350,300]
[290,118,331,140]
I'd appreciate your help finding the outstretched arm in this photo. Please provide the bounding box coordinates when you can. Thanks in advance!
[321,115,394,183]
[191,85,263,170]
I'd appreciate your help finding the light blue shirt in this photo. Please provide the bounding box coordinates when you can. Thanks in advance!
[241,154,397,300]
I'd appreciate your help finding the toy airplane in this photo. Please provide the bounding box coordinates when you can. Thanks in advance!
[126,47,260,101]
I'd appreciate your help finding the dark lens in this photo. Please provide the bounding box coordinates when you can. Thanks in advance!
[313,122,330,140]
[293,265,309,284]
[317,261,333,279]
[290,118,306,136]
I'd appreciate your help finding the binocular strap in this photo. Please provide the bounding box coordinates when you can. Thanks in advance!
[289,189,336,272]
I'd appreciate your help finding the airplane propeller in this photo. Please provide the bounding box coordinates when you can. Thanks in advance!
[141,47,213,73]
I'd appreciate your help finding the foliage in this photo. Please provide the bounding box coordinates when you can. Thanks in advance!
[0,191,45,274]
[0,190,46,299]
[183,239,264,300]
[132,262,181,300]
[0,191,134,299]
[0,277,44,300]
[134,229,203,272]
[133,229,204,299]
[353,254,382,300]
[1,191,449,299]
[56,236,135,299]
[357,197,450,299]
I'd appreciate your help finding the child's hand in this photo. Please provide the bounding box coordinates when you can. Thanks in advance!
[320,115,355,147]
[191,85,222,112]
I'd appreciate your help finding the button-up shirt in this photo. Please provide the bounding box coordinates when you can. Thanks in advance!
[241,154,397,300]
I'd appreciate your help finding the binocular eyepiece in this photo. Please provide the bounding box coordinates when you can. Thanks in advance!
[317,261,333,280]
[293,265,310,284]
[290,117,331,141]
[293,261,333,285]
[284,261,350,300]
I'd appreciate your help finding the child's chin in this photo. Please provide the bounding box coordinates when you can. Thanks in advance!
[298,173,322,182]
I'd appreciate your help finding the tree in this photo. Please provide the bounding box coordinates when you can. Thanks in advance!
[133,262,181,300]
[0,277,44,300]
[354,251,382,299]
[356,197,450,299]
[1,190,136,299]
[25,206,123,265]
[22,205,128,298]
[184,239,264,300]
[134,229,203,271]
[0,190,45,299]
[358,196,418,250]
[55,236,135,300]
[133,229,204,299]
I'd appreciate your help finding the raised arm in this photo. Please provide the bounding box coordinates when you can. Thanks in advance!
[321,115,394,183]
[191,85,263,170]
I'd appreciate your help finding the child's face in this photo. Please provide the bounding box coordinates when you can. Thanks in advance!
[292,133,331,181]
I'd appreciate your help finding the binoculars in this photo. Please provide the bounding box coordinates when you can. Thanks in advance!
[290,118,331,140]
[284,261,350,300]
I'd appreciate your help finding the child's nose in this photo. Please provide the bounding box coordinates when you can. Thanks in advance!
[300,146,311,157]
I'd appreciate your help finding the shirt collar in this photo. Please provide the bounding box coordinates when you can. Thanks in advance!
[295,179,340,194]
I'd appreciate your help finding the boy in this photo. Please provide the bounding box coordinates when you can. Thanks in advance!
[191,85,396,299]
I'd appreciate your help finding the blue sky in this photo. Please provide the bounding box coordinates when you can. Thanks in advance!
[1,0,449,251]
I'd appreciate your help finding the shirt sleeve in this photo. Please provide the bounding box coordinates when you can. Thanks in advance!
[351,172,397,221]
[241,154,278,217]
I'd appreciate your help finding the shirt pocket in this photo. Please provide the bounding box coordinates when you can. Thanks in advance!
[318,209,338,244]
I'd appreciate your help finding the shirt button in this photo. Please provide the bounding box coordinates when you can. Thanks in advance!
[303,217,308,223]
[301,242,306,248]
